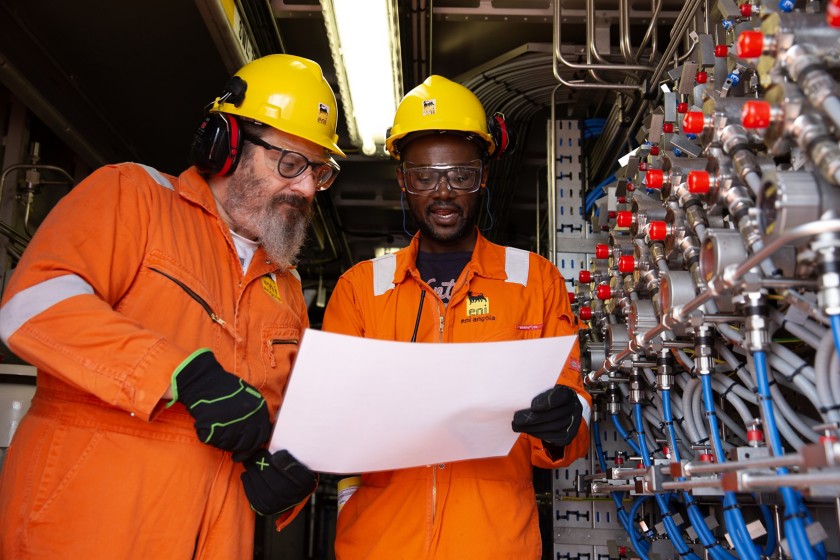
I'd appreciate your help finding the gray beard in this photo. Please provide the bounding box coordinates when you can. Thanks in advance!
[222,161,313,270]
[258,198,311,270]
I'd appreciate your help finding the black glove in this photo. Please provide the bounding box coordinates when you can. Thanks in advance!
[241,449,319,516]
[172,350,272,457]
[511,385,583,448]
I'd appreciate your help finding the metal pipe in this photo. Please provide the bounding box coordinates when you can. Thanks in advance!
[553,0,652,93]
[739,471,840,490]
[548,83,561,265]
[619,0,636,64]
[684,452,803,476]
[635,0,662,63]
[587,0,612,68]
[662,478,720,490]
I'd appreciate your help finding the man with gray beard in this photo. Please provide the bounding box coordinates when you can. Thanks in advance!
[0,54,344,559]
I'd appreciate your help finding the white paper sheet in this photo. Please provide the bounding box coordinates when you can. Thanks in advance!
[269,328,576,474]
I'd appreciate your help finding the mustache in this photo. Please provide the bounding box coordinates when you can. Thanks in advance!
[426,201,460,213]
[272,193,312,215]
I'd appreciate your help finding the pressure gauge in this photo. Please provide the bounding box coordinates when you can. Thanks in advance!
[758,171,820,237]
[699,229,747,282]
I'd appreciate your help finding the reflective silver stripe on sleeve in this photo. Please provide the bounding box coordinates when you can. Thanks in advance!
[504,246,529,286]
[579,394,592,428]
[0,274,95,344]
[289,269,301,282]
[372,253,397,296]
[137,164,174,190]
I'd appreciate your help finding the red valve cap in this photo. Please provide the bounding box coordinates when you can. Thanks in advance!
[595,243,610,259]
[739,3,754,17]
[662,122,674,134]
[677,102,689,114]
[714,44,728,57]
[644,168,664,189]
[682,111,706,134]
[579,306,593,320]
[696,71,708,84]
[829,0,840,27]
[648,221,668,241]
[649,145,660,155]
[741,100,772,129]
[616,211,634,228]
[736,30,764,58]
[687,170,711,194]
[617,255,635,273]
[578,270,592,283]
[596,284,612,300]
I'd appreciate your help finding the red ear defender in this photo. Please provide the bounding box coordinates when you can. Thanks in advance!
[488,112,515,159]
[190,113,244,176]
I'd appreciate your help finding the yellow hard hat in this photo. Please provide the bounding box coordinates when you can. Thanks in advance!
[212,54,345,157]
[385,75,495,159]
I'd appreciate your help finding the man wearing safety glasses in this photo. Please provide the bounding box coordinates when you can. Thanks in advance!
[0,54,339,559]
[321,75,592,559]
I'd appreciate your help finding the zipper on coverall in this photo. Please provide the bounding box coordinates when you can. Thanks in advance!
[150,268,230,330]
[428,271,468,534]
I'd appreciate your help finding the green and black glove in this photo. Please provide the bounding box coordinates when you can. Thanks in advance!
[241,449,319,516]
[511,385,583,449]
[171,349,272,458]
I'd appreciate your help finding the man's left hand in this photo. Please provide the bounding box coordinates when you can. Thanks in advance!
[511,385,582,448]
[241,449,318,516]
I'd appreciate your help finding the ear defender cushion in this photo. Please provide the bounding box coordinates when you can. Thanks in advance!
[190,113,243,176]
[488,112,515,159]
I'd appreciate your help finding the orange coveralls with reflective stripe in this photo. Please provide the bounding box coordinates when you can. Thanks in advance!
[321,232,592,560]
[0,163,308,559]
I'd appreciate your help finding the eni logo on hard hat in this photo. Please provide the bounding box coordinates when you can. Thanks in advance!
[317,103,329,125]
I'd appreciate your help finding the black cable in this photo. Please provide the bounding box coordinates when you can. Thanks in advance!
[410,290,426,343]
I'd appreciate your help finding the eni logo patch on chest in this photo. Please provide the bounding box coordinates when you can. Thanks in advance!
[466,292,489,316]
[262,276,282,303]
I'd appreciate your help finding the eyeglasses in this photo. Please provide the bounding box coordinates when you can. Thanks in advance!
[401,160,483,195]
[243,134,340,190]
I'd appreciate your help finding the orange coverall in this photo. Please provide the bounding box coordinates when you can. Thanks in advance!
[0,163,308,559]
[322,231,592,559]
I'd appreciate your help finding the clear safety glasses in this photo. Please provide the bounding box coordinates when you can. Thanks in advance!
[244,134,340,190]
[401,160,483,195]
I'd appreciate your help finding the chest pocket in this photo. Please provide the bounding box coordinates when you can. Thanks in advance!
[263,326,301,371]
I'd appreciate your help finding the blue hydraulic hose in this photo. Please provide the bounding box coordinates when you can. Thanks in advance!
[628,496,652,560]
[701,375,760,560]
[661,390,681,463]
[663,389,737,560]
[611,412,642,456]
[634,404,702,560]
[831,314,840,362]
[594,420,607,472]
[584,174,617,214]
[594,421,650,557]
[758,500,778,557]
[753,350,817,560]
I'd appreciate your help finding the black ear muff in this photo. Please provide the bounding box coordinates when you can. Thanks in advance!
[190,113,243,176]
[487,112,515,159]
